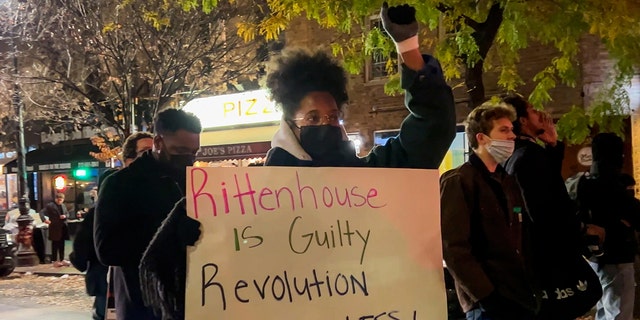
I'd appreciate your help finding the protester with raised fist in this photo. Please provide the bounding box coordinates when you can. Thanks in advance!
[263,2,456,168]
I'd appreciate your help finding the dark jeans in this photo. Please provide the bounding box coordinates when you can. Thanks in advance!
[92,294,107,320]
[32,228,46,263]
[51,240,65,261]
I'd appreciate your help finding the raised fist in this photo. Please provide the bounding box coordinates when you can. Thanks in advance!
[380,2,419,46]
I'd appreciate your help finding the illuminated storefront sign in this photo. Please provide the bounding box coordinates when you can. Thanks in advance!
[53,175,67,191]
[196,141,272,162]
[182,89,282,130]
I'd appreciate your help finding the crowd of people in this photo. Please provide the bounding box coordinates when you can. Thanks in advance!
[57,2,639,320]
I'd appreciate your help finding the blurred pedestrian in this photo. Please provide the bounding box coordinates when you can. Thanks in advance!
[71,131,154,320]
[70,169,117,320]
[578,133,640,320]
[40,193,71,267]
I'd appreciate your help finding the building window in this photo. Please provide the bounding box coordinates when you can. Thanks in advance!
[366,16,397,82]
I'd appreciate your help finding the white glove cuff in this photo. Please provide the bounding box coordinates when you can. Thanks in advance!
[395,35,419,53]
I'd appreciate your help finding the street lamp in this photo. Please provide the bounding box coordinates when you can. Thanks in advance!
[11,0,38,267]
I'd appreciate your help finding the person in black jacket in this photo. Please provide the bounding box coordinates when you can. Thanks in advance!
[264,3,455,169]
[139,3,456,319]
[94,108,201,320]
[578,133,640,320]
[70,169,116,320]
[503,95,604,319]
[71,132,153,320]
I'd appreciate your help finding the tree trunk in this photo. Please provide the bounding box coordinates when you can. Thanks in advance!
[465,60,486,109]
[463,3,504,109]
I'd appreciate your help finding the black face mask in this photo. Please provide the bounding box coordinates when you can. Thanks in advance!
[158,151,195,174]
[169,154,196,169]
[299,125,355,165]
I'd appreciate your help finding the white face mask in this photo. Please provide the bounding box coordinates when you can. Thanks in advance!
[485,138,515,163]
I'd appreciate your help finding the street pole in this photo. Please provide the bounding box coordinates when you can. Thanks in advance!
[12,0,38,267]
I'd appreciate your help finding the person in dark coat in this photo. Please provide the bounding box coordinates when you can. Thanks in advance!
[40,193,72,267]
[69,168,120,320]
[263,7,455,168]
[94,109,201,320]
[72,132,153,320]
[503,95,604,319]
[139,3,456,320]
[441,102,539,320]
[578,133,640,320]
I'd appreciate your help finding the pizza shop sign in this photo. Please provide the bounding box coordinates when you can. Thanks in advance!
[182,89,282,129]
[197,142,271,159]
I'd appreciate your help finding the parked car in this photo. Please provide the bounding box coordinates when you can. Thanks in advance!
[0,228,17,277]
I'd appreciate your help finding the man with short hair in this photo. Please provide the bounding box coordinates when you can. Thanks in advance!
[94,108,201,320]
[503,95,604,319]
[441,102,538,320]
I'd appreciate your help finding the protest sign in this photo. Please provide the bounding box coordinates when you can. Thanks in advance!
[185,167,445,319]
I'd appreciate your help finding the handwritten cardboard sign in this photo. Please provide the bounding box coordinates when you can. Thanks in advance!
[186,167,446,319]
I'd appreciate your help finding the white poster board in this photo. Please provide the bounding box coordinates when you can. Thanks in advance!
[186,167,446,319]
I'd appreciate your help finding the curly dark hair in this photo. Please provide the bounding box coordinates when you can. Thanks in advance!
[266,48,349,119]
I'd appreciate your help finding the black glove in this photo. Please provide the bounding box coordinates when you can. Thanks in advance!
[380,2,419,52]
[176,213,201,246]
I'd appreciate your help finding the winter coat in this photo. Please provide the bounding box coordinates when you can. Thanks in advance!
[265,54,456,169]
[440,154,538,315]
[41,201,70,241]
[94,151,184,320]
[504,138,598,319]
[70,207,108,297]
[504,139,583,260]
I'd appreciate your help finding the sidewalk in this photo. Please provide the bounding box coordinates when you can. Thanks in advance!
[13,263,84,277]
